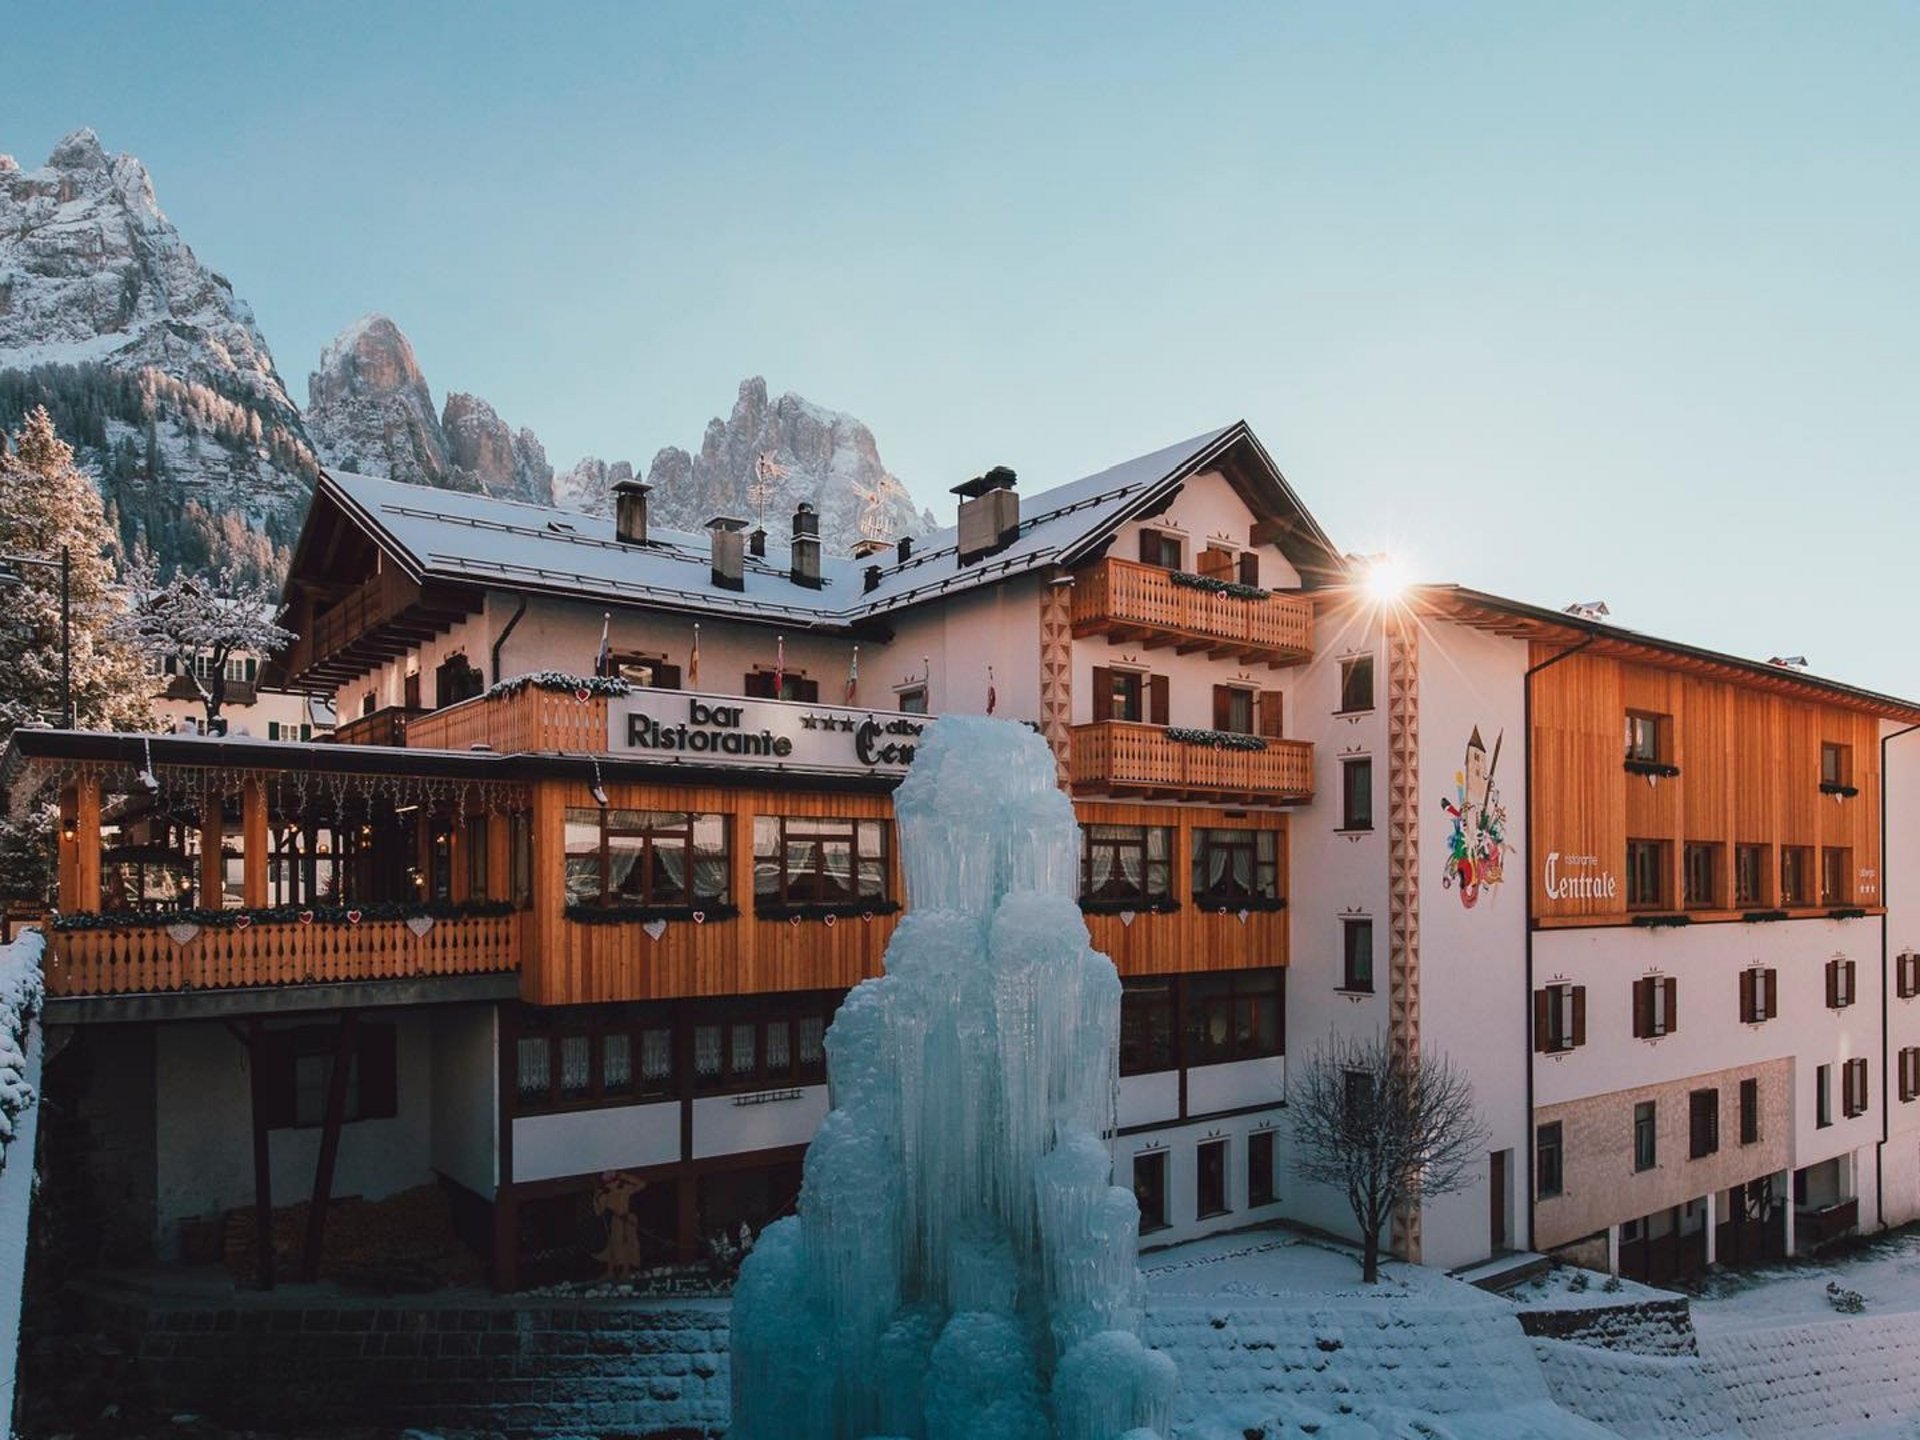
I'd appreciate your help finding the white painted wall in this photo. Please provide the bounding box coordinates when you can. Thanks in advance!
[511,1101,680,1184]
[1879,722,1920,1226]
[692,1085,831,1161]
[1112,469,1304,593]
[1119,1111,1288,1248]
[886,576,1043,723]
[429,1005,498,1195]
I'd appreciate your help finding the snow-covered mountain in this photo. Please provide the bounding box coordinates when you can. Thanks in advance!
[551,456,633,518]
[642,377,934,552]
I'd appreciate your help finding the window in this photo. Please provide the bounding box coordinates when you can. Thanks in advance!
[1107,670,1145,722]
[1534,982,1585,1053]
[1816,1064,1833,1128]
[1821,848,1852,906]
[1626,840,1669,910]
[514,1004,678,1112]
[403,669,421,709]
[1625,711,1667,764]
[753,816,891,909]
[1238,552,1261,588]
[1191,828,1280,905]
[1739,967,1779,1024]
[1898,952,1920,1000]
[1536,1122,1564,1199]
[565,808,729,909]
[687,999,834,1096]
[1739,1078,1760,1144]
[897,686,928,715]
[1089,665,1168,725]
[1139,530,1182,570]
[259,1022,398,1130]
[1780,846,1813,906]
[1134,1150,1169,1231]
[1683,842,1721,909]
[1212,685,1255,735]
[465,814,489,900]
[1843,1057,1869,1119]
[1120,977,1176,1075]
[1825,956,1857,1010]
[744,670,819,701]
[434,652,485,708]
[611,655,681,689]
[1197,1138,1229,1219]
[1248,1130,1277,1207]
[509,812,534,909]
[1343,1068,1375,1128]
[1342,917,1374,993]
[1082,824,1173,905]
[1341,757,1373,831]
[1822,742,1852,788]
[1735,844,1770,908]
[1689,1088,1720,1159]
[1184,968,1284,1066]
[1634,1101,1658,1171]
[1339,655,1375,714]
[1900,1048,1920,1104]
[1632,975,1678,1039]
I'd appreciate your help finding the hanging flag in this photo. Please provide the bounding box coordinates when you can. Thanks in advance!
[987,665,997,715]
[845,645,859,705]
[688,622,701,688]
[594,613,612,678]
[774,634,786,698]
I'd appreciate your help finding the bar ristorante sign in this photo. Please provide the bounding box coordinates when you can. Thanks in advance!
[611,691,925,776]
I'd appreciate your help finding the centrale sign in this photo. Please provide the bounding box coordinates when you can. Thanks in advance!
[1542,851,1618,902]
[610,691,925,775]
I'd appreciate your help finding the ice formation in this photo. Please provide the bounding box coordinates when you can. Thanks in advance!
[731,717,1176,1440]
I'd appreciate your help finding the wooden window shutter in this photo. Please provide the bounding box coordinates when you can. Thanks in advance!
[1212,686,1233,731]
[358,1023,399,1120]
[1149,675,1170,726]
[745,671,775,699]
[1571,986,1587,1047]
[1238,551,1260,588]
[652,662,682,690]
[1740,968,1756,1024]
[793,676,820,703]
[1765,968,1777,1019]
[1632,978,1651,1039]
[1534,989,1550,1053]
[1139,531,1156,563]
[1664,977,1678,1034]
[1199,545,1234,580]
[1826,960,1840,1009]
[1090,667,1112,721]
[1846,960,1857,1004]
[1258,691,1284,739]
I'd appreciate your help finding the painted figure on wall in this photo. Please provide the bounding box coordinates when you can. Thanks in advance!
[592,1170,649,1281]
[1442,726,1507,908]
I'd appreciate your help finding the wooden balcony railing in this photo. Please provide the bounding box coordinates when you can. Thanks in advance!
[1796,1196,1860,1251]
[406,688,610,754]
[306,567,421,669]
[1070,722,1314,802]
[331,705,427,748]
[44,911,524,998]
[1071,558,1313,665]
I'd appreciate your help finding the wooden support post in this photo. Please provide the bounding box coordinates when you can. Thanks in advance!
[72,775,102,912]
[245,1016,276,1290]
[201,788,226,909]
[300,1009,360,1282]
[242,780,269,908]
[487,812,511,903]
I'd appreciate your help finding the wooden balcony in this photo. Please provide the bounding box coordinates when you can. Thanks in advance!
[44,911,523,999]
[284,566,483,689]
[406,688,610,754]
[1071,558,1313,666]
[1070,722,1314,803]
[331,705,427,748]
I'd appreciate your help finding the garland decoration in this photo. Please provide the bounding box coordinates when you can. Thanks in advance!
[1630,913,1692,928]
[754,899,902,922]
[565,901,739,926]
[1196,895,1288,913]
[486,671,632,701]
[1742,909,1790,923]
[1079,897,1179,916]
[1819,782,1860,799]
[1828,906,1868,920]
[1168,570,1271,602]
[52,898,515,933]
[1623,758,1682,779]
[1166,727,1269,752]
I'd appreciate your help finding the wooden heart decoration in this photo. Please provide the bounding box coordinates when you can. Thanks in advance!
[642,918,668,941]
[406,916,435,937]
[1237,909,1250,924]
[233,914,252,930]
[346,909,364,926]
[823,913,837,928]
[692,910,707,925]
[1118,910,1137,928]
[165,923,200,946]
[861,910,874,923]
[575,686,592,703]
[789,914,802,927]
[298,910,315,926]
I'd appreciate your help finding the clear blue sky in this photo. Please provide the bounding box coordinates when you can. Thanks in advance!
[6,4,1917,695]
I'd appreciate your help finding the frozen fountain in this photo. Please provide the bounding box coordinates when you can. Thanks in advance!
[731,717,1176,1440]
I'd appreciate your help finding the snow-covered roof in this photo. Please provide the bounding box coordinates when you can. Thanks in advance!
[314,422,1334,630]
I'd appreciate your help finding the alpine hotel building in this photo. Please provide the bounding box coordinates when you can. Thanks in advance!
[10,421,1920,1290]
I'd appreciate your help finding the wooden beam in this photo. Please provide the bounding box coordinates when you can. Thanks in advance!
[300,1010,360,1282]
[246,1016,276,1290]
[242,780,269,908]
[201,788,225,909]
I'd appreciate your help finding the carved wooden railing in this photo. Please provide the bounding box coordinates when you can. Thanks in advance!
[331,705,427,748]
[45,911,523,998]
[1069,722,1314,800]
[1071,558,1313,660]
[406,689,610,754]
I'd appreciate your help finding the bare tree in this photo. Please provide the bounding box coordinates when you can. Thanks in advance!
[1291,1029,1489,1283]
[118,557,295,729]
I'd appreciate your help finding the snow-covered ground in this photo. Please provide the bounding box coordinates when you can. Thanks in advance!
[0,930,46,1425]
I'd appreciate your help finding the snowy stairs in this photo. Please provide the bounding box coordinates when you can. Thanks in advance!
[1531,1339,1742,1438]
[1696,1313,1920,1437]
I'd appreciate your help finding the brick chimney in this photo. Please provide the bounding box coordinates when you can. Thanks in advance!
[612,479,651,546]
[896,535,914,563]
[791,502,822,589]
[851,537,889,560]
[952,466,1019,564]
[749,526,767,559]
[707,516,748,591]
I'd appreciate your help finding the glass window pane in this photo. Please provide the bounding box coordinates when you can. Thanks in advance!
[798,1016,826,1066]
[560,1035,591,1097]
[641,1028,673,1083]
[694,1024,722,1079]
[766,1022,792,1075]
[729,1023,757,1075]
[516,1037,551,1102]
[603,1033,633,1094]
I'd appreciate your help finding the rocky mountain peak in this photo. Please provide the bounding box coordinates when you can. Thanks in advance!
[46,127,108,172]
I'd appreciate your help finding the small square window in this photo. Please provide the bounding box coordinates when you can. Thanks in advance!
[1822,742,1851,788]
[1339,656,1375,714]
[1247,1130,1277,1207]
[1683,842,1720,909]
[1197,1138,1230,1219]
[1341,917,1374,993]
[1735,844,1770,908]
[1627,839,1669,910]
[1781,847,1814,907]
[1625,711,1667,764]
[1134,1150,1169,1232]
[1341,758,1374,832]
[1633,1101,1657,1171]
[1536,1122,1564,1199]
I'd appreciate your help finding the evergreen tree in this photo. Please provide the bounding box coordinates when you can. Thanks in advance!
[0,407,152,904]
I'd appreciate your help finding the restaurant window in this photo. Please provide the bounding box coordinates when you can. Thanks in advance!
[1536,1122,1564,1199]
[1843,1057,1869,1119]
[689,995,837,1095]
[1081,824,1172,905]
[613,655,681,689]
[1119,976,1175,1075]
[1821,847,1852,906]
[1683,842,1720,909]
[1816,1064,1832,1128]
[1688,1087,1720,1160]
[510,812,534,909]
[1105,670,1144,723]
[101,798,202,913]
[1139,530,1182,570]
[1535,982,1585,1053]
[1821,742,1852,788]
[1341,757,1373,832]
[1739,1077,1760,1144]
[1212,685,1255,735]
[744,670,819,701]
[1739,966,1778,1024]
[1624,710,1667,764]
[1632,975,1677,1039]
[1184,968,1283,1066]
[1735,843,1770,908]
[897,686,928,715]
[1342,917,1374,993]
[260,1022,398,1130]
[434,652,484,708]
[1196,1138,1229,1219]
[1634,1101,1657,1171]
[754,816,890,908]
[1133,1150,1169,1231]
[1825,955,1857,1010]
[464,815,489,900]
[1247,1129,1277,1207]
[1339,655,1375,714]
[1626,839,1669,909]
[1190,828,1279,905]
[513,1004,678,1112]
[1780,846,1813,906]
[565,808,729,909]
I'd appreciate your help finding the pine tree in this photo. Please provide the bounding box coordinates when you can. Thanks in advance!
[0,407,153,903]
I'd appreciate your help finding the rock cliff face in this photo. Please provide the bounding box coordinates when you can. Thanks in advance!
[642,377,933,553]
[551,456,634,518]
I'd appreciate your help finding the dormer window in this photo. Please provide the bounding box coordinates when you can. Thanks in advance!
[1139,530,1182,570]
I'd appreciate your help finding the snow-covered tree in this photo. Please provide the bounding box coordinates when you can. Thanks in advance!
[117,557,295,728]
[0,407,152,903]
[1291,1030,1488,1283]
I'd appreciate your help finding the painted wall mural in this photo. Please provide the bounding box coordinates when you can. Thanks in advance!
[1441,726,1507,908]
